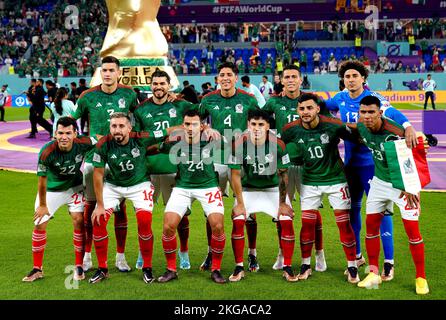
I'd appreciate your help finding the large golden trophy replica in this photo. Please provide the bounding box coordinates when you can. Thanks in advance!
[90,0,179,93]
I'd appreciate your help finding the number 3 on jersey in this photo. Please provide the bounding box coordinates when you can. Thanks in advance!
[205,190,223,207]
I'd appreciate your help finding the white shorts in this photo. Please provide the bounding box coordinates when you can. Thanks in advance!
[83,162,110,201]
[366,177,421,221]
[214,163,230,195]
[300,182,351,211]
[34,185,85,225]
[150,173,176,205]
[287,165,302,200]
[234,187,292,221]
[165,187,224,218]
[103,181,154,212]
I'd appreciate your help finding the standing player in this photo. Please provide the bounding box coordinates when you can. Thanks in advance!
[325,60,418,280]
[228,109,298,282]
[282,93,359,284]
[355,96,428,295]
[133,69,197,270]
[157,110,227,284]
[89,113,169,284]
[23,117,93,282]
[71,56,138,273]
[263,64,326,271]
[199,62,259,271]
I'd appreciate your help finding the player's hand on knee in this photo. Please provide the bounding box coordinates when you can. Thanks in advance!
[232,203,246,219]
[399,191,419,209]
[92,207,106,226]
[404,126,418,149]
[279,203,294,218]
[34,206,49,225]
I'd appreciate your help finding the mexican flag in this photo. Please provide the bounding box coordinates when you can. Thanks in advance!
[384,136,431,194]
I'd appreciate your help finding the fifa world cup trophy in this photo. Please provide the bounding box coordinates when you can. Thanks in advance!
[90,0,179,94]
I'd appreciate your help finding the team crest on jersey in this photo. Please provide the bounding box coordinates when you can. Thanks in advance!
[119,98,126,109]
[320,134,329,144]
[235,104,243,113]
[131,148,140,158]
[265,153,274,163]
[169,108,177,118]
[93,153,101,163]
[75,154,83,163]
[202,148,211,159]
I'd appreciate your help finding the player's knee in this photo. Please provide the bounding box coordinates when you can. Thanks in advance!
[34,222,48,231]
[71,213,84,229]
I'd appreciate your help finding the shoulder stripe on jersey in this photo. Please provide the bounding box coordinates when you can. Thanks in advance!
[202,89,221,99]
[275,137,286,151]
[319,115,343,125]
[96,134,114,149]
[383,119,404,137]
[74,136,91,145]
[39,142,57,161]
[78,85,101,99]
[117,83,134,91]
[134,97,154,111]
[282,119,302,132]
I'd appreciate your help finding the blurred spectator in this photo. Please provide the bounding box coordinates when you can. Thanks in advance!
[328,57,338,73]
[313,50,321,69]
[273,74,283,95]
[241,75,265,108]
[259,75,273,101]
[0,84,8,122]
[181,80,199,104]
[386,79,393,91]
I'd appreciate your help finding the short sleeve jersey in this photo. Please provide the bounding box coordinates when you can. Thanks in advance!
[161,137,219,189]
[199,89,259,163]
[282,116,350,186]
[263,93,332,138]
[357,119,405,183]
[37,136,93,191]
[72,84,138,139]
[133,98,197,174]
[93,131,166,187]
[229,133,290,189]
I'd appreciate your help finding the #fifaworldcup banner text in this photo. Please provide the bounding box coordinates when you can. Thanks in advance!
[316,91,446,104]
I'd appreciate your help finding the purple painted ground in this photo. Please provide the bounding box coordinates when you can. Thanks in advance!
[0,112,445,190]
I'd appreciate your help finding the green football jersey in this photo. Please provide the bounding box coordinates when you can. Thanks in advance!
[133,98,197,174]
[357,119,405,183]
[282,115,351,186]
[161,138,219,189]
[263,93,333,138]
[93,131,166,187]
[199,89,259,164]
[229,133,290,189]
[72,84,138,140]
[37,136,93,191]
[263,95,300,138]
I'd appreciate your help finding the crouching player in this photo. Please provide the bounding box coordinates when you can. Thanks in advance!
[157,109,227,284]
[89,112,170,284]
[282,93,359,284]
[23,117,93,282]
[228,109,297,282]
[355,96,429,294]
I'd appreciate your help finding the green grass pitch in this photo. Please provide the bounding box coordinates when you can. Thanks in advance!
[0,170,444,300]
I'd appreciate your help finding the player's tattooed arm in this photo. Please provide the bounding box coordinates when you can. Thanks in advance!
[278,168,294,218]
[92,167,106,226]
[231,169,246,219]
[34,176,50,224]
